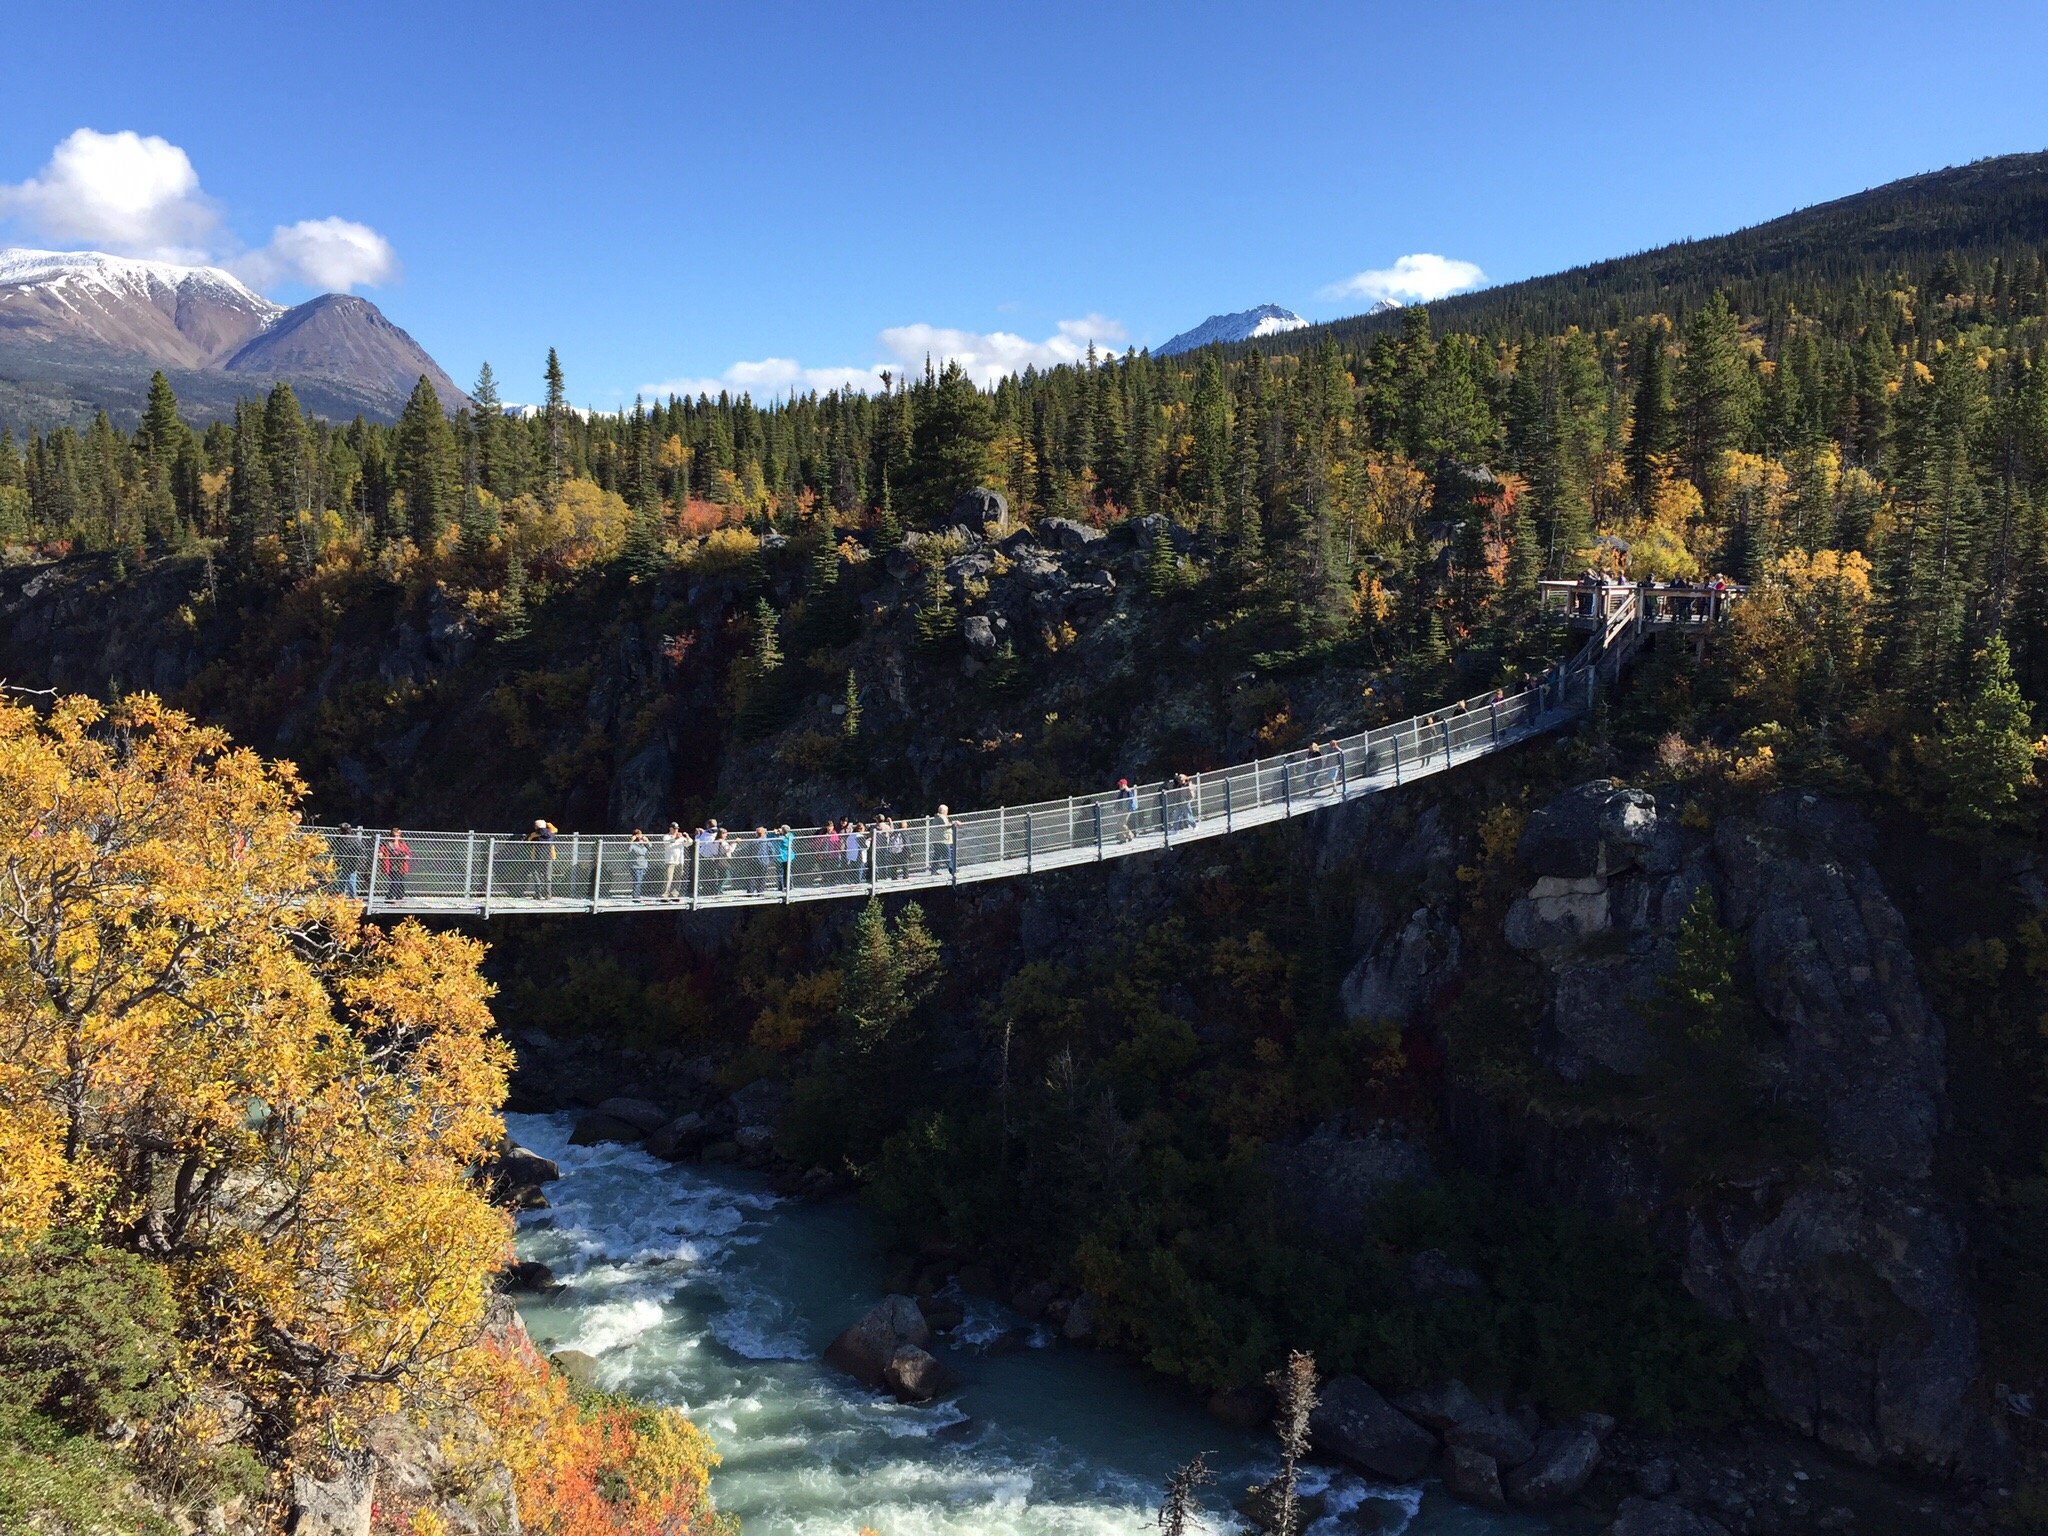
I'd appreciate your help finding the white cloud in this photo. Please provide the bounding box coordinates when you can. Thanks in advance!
[1321,253,1486,306]
[644,314,1130,400]
[0,128,398,295]
[0,128,218,261]
[235,217,398,292]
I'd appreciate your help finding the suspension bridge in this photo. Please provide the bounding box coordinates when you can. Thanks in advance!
[313,579,1731,918]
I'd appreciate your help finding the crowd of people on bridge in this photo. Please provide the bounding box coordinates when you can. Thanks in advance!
[325,688,1548,907]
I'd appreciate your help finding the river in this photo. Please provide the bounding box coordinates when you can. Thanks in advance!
[506,1112,1545,1536]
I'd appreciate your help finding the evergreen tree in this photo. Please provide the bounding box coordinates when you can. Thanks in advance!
[1625,320,1675,507]
[543,347,569,501]
[1675,293,1755,500]
[622,495,667,577]
[908,360,995,522]
[225,404,265,579]
[839,898,939,1052]
[915,565,957,649]
[1918,635,2039,836]
[395,376,458,548]
[498,552,529,640]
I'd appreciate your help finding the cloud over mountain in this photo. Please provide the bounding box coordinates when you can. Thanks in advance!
[1322,253,1486,306]
[0,128,397,297]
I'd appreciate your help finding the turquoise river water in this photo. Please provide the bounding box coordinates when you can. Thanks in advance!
[506,1112,1546,1536]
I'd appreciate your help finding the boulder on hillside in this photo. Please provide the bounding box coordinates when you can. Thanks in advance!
[550,1350,602,1390]
[1518,780,1659,880]
[1442,1445,1508,1512]
[289,1452,376,1536]
[882,1343,961,1404]
[1606,1497,1731,1536]
[1309,1374,1438,1482]
[950,486,1010,532]
[1037,516,1104,552]
[1504,1426,1603,1508]
[825,1296,932,1389]
[962,613,1000,659]
[1446,1410,1536,1468]
[595,1097,669,1134]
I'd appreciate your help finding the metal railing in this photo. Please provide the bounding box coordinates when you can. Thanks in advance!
[308,654,1606,917]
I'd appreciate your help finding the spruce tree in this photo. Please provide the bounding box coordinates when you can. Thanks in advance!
[395,376,458,549]
[498,552,529,640]
[1920,635,2038,836]
[1625,320,1675,507]
[1675,293,1755,501]
[907,360,995,522]
[543,347,568,502]
[915,565,957,649]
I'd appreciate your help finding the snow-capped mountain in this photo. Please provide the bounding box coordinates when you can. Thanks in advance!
[0,248,282,369]
[1156,303,1309,356]
[0,247,466,424]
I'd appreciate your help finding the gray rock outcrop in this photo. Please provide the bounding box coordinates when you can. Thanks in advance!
[1308,1373,1438,1482]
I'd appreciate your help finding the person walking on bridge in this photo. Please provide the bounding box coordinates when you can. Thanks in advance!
[1116,779,1137,842]
[379,827,411,903]
[845,820,866,881]
[931,805,956,876]
[749,826,774,895]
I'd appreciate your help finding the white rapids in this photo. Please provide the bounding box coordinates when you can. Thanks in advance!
[505,1112,1543,1536]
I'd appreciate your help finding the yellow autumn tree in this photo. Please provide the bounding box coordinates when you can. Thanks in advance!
[1726,548,1874,723]
[0,691,510,1468]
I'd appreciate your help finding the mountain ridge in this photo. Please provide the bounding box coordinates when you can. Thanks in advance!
[1156,303,1308,356]
[0,248,466,428]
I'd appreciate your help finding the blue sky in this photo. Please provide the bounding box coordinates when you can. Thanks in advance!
[4,1,2045,406]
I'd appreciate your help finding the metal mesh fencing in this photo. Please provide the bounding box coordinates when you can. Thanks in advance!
[306,661,1592,915]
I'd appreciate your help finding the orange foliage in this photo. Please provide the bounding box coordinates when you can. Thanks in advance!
[676,497,746,540]
[474,1331,723,1536]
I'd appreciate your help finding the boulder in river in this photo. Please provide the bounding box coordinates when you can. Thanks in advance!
[569,1112,648,1146]
[882,1344,961,1404]
[1442,1445,1508,1512]
[500,1259,562,1296]
[595,1096,669,1134]
[1388,1377,1486,1432]
[1236,1479,1328,1534]
[486,1140,560,1208]
[1309,1374,1438,1482]
[1445,1410,1535,1468]
[825,1295,932,1389]
[1504,1425,1603,1508]
[643,1111,712,1160]
[550,1350,602,1390]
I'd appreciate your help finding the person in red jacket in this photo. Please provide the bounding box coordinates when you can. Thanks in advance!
[379,827,412,902]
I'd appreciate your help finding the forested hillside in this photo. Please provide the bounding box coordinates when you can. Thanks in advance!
[1,151,2046,1529]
